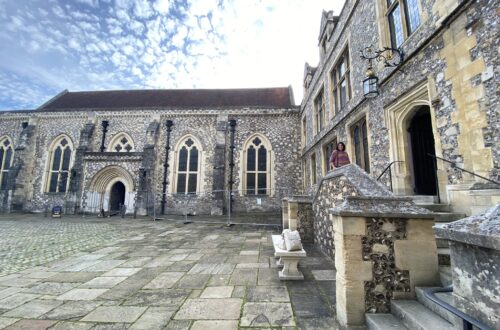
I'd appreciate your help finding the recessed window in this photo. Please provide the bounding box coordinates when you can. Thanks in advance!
[243,135,273,196]
[351,118,370,173]
[386,0,421,48]
[0,138,14,190]
[331,48,351,114]
[322,138,337,175]
[314,89,326,134]
[176,137,200,194]
[47,136,73,193]
[109,133,134,152]
[310,153,317,185]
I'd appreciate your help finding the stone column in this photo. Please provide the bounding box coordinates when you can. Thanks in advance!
[9,122,37,212]
[435,205,500,329]
[281,199,289,229]
[331,196,439,328]
[211,114,228,215]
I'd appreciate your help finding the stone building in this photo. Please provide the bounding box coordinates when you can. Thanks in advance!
[300,0,499,217]
[0,88,301,215]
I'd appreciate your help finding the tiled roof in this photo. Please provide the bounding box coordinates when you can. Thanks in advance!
[38,87,295,110]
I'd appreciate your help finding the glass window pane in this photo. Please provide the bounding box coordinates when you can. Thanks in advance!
[340,80,347,108]
[362,122,370,173]
[4,148,12,170]
[258,146,267,171]
[62,148,71,170]
[354,126,362,167]
[178,147,188,171]
[177,173,186,193]
[339,60,345,76]
[257,173,267,195]
[49,172,58,192]
[59,172,68,192]
[246,173,255,195]
[389,5,404,48]
[405,0,420,33]
[0,176,6,190]
[189,147,198,171]
[52,147,62,171]
[247,147,256,171]
[0,148,4,170]
[187,174,197,193]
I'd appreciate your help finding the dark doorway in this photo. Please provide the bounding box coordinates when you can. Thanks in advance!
[109,181,126,211]
[408,107,437,195]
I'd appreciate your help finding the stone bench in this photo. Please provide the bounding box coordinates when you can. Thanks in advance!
[272,234,307,280]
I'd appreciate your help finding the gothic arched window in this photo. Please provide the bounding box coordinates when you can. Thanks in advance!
[0,137,14,190]
[47,136,73,193]
[108,133,134,152]
[243,135,272,195]
[175,137,200,194]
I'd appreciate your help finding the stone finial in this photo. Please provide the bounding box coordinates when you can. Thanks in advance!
[434,203,500,250]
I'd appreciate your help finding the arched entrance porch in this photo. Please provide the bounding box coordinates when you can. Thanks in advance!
[84,165,135,214]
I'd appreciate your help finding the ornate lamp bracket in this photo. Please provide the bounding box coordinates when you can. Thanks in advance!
[360,45,404,68]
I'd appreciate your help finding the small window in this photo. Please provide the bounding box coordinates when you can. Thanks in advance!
[301,116,307,148]
[0,138,14,190]
[244,135,272,196]
[322,138,337,175]
[314,89,326,134]
[386,0,420,48]
[310,153,317,185]
[331,48,351,114]
[176,137,200,194]
[109,133,134,152]
[351,118,370,173]
[47,136,73,193]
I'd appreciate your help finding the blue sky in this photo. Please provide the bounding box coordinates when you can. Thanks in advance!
[0,0,344,110]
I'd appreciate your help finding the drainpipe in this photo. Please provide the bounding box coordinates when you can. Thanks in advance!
[228,119,237,212]
[161,120,173,214]
[99,120,109,152]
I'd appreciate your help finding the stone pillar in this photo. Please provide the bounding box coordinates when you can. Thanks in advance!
[331,196,439,328]
[435,204,500,329]
[139,120,159,216]
[9,122,37,212]
[282,199,289,229]
[69,123,95,213]
[212,115,228,215]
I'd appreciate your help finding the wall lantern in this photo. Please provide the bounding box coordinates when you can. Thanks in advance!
[360,45,404,98]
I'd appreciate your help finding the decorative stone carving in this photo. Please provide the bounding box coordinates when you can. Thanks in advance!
[362,217,410,313]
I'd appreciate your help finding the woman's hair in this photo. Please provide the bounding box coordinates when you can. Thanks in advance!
[336,142,346,151]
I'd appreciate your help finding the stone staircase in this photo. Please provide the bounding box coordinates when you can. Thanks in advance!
[410,196,466,266]
[366,287,459,329]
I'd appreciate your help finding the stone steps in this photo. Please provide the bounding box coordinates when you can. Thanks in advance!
[439,265,452,287]
[391,300,454,330]
[366,313,408,329]
[415,287,460,326]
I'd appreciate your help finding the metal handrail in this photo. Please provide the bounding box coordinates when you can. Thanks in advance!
[423,286,492,330]
[376,161,404,192]
[428,154,499,185]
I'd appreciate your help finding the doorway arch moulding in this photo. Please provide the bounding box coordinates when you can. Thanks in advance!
[384,80,447,202]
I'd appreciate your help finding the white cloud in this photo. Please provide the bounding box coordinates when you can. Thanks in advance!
[134,0,154,18]
[154,0,171,14]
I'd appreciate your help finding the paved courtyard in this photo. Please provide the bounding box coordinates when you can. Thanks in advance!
[0,214,336,329]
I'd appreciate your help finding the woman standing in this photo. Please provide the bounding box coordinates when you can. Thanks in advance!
[329,142,350,170]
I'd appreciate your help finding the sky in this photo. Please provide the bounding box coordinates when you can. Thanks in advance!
[0,0,345,110]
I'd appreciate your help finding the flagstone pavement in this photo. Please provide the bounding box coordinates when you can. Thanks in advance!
[0,214,337,329]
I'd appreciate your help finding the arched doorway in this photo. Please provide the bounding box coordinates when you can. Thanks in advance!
[408,106,437,195]
[109,181,126,211]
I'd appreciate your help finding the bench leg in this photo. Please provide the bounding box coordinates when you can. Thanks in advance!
[276,257,284,267]
[279,257,303,280]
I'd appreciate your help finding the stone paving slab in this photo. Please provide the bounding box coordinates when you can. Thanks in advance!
[81,306,147,323]
[191,320,239,330]
[0,215,337,329]
[174,298,243,320]
[241,302,295,327]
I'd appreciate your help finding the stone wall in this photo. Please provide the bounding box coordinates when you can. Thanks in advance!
[301,0,499,214]
[0,108,301,216]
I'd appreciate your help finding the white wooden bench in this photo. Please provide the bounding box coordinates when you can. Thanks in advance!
[272,234,307,280]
